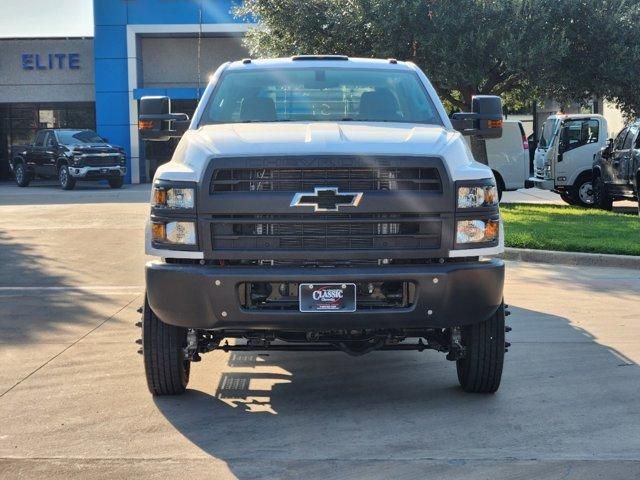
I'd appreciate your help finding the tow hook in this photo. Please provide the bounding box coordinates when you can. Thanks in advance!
[184,329,201,362]
[446,326,466,361]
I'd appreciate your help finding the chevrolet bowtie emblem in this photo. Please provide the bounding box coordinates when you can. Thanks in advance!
[290,187,363,212]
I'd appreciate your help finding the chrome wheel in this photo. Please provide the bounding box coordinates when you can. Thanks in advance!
[59,166,68,186]
[14,163,30,187]
[15,165,23,183]
[58,164,76,190]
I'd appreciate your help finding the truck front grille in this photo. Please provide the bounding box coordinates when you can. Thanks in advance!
[83,155,121,167]
[211,214,442,251]
[210,167,442,193]
[200,156,453,259]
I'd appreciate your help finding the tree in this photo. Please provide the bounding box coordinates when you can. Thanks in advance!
[235,0,640,116]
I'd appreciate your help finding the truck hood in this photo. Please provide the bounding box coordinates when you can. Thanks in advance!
[193,122,452,153]
[67,144,122,153]
[158,122,491,183]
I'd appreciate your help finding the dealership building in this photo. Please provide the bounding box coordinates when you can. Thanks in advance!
[0,0,248,182]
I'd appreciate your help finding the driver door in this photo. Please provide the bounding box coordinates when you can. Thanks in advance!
[605,127,629,186]
[41,131,58,177]
[556,118,602,184]
[612,124,637,189]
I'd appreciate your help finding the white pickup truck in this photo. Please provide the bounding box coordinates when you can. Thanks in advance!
[136,56,509,396]
[529,114,608,206]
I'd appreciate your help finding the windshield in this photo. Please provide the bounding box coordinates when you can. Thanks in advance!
[199,67,442,126]
[538,119,560,149]
[56,130,105,145]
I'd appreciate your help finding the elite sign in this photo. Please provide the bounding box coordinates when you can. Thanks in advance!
[21,53,80,70]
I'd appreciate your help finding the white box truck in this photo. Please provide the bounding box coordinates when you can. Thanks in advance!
[529,114,608,206]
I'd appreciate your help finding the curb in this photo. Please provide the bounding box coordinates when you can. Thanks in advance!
[503,247,640,270]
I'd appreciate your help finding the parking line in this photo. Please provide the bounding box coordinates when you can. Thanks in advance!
[0,296,141,399]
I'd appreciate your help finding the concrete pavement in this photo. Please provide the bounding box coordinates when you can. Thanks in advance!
[1,183,639,479]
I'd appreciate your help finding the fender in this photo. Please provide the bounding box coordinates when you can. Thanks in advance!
[592,165,603,177]
[56,157,69,169]
[568,168,592,187]
[11,155,24,170]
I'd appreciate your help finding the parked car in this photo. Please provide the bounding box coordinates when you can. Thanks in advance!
[485,120,529,198]
[529,114,608,207]
[592,121,640,212]
[10,129,127,190]
[137,56,509,396]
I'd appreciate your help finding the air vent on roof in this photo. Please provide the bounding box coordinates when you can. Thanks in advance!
[242,58,252,64]
[291,55,349,61]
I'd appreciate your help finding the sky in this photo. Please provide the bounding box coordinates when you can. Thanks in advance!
[0,0,94,38]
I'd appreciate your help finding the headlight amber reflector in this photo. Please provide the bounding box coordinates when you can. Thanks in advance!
[153,187,167,207]
[456,219,499,244]
[151,222,166,242]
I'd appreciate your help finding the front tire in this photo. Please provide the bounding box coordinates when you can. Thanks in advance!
[570,174,594,207]
[108,177,124,189]
[456,302,505,393]
[58,164,76,190]
[14,162,30,187]
[593,176,613,211]
[142,297,190,395]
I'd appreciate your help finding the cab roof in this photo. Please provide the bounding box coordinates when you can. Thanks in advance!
[225,56,414,71]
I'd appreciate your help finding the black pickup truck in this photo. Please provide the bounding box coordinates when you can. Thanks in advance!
[10,129,127,190]
[592,121,640,213]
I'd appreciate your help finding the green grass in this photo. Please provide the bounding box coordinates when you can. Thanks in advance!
[501,203,640,256]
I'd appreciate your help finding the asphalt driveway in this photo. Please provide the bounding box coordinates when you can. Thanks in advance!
[0,182,639,479]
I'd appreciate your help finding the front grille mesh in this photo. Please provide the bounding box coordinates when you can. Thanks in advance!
[211,214,441,251]
[210,167,442,193]
[83,155,121,167]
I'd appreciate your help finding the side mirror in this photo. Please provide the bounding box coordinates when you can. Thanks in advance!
[451,95,503,139]
[602,138,614,158]
[138,96,190,142]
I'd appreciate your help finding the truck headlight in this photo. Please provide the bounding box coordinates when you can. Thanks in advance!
[152,221,196,245]
[456,219,499,244]
[457,185,499,208]
[153,186,195,209]
[72,154,83,166]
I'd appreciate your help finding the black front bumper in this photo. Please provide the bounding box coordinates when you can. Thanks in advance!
[146,259,504,331]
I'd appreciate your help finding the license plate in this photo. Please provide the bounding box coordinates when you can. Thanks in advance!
[299,283,356,313]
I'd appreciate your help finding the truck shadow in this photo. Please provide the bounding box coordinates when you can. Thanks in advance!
[0,230,139,346]
[153,306,640,479]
